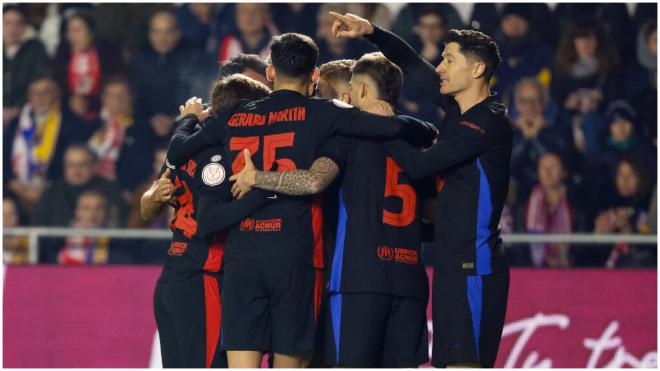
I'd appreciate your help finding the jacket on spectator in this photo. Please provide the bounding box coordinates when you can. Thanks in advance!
[3,38,51,108]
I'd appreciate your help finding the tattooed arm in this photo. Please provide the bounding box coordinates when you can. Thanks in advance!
[230,149,340,199]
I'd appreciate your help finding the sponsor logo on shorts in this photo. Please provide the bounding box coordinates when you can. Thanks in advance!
[462,262,474,269]
[167,241,188,256]
[378,245,418,264]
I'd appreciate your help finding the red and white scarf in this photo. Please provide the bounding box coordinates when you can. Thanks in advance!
[525,185,573,267]
[88,110,132,180]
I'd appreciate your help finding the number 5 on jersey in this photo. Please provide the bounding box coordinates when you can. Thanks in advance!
[383,157,416,227]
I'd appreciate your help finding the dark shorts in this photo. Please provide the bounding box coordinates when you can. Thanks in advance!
[325,292,429,367]
[153,271,226,368]
[431,269,510,368]
[220,260,323,354]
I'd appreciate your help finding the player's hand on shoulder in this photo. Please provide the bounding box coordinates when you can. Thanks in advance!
[329,12,374,39]
[179,96,210,122]
[363,100,395,116]
[229,149,257,200]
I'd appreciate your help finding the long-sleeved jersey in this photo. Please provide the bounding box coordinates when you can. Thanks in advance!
[160,115,271,281]
[167,90,437,268]
[365,26,513,276]
[320,115,432,300]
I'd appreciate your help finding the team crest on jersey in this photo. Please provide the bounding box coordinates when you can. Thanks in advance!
[332,99,352,109]
[210,154,222,163]
[201,163,225,186]
[165,158,176,170]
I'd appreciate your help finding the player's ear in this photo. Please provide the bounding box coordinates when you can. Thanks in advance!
[311,68,320,85]
[360,83,367,99]
[266,64,276,82]
[473,61,486,80]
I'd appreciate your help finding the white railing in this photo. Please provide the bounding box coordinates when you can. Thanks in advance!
[2,227,658,264]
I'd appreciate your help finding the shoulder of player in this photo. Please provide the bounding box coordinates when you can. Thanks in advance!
[310,97,357,113]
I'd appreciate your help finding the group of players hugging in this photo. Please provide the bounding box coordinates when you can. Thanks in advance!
[141,11,512,369]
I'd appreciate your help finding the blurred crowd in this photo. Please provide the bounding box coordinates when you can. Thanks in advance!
[3,3,657,268]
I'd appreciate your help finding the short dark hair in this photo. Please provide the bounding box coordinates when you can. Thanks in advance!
[218,53,267,79]
[442,29,501,82]
[3,4,26,18]
[65,143,97,163]
[352,52,402,105]
[319,59,355,95]
[209,74,271,115]
[269,33,319,80]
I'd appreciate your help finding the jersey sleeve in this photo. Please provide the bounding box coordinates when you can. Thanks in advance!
[384,120,496,180]
[317,135,352,171]
[166,111,230,166]
[320,100,438,146]
[196,190,274,238]
[364,25,454,112]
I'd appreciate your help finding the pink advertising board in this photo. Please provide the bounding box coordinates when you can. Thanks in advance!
[4,266,657,367]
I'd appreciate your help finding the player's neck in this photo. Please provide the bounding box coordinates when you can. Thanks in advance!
[273,81,309,96]
[454,83,490,115]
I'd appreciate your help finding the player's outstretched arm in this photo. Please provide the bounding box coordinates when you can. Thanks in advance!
[330,12,445,108]
[384,123,493,180]
[167,97,222,166]
[140,168,174,221]
[230,149,340,199]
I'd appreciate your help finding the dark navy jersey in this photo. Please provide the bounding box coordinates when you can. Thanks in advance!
[160,116,270,281]
[366,26,513,276]
[166,91,437,268]
[320,115,431,300]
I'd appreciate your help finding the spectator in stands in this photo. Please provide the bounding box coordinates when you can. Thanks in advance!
[3,5,51,127]
[93,3,172,60]
[54,9,124,121]
[493,4,554,104]
[552,19,622,157]
[4,77,86,215]
[315,3,375,64]
[627,20,657,146]
[399,7,446,124]
[21,3,61,57]
[57,189,137,265]
[217,53,269,87]
[317,59,355,101]
[270,4,320,38]
[130,9,211,137]
[3,196,29,264]
[31,144,128,228]
[510,78,569,203]
[593,157,654,268]
[476,4,559,48]
[176,3,218,54]
[594,156,651,231]
[87,77,154,195]
[582,100,657,193]
[524,153,578,268]
[554,4,632,56]
[217,3,275,63]
[391,4,463,45]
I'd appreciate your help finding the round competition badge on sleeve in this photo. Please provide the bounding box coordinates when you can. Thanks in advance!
[202,163,225,186]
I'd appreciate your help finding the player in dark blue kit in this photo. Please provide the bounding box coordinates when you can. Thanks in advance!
[166,33,436,368]
[230,52,435,367]
[330,12,513,368]
[141,74,273,368]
